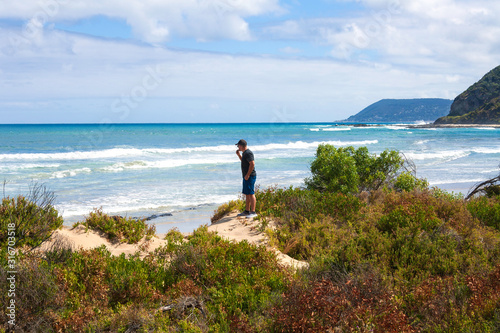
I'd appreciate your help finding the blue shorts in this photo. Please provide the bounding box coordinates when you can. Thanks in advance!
[242,175,256,195]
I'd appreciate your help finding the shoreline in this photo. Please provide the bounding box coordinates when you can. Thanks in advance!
[60,203,220,234]
[409,123,500,128]
[59,180,480,235]
[339,122,500,128]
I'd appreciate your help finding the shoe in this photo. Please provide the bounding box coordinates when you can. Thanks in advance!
[237,211,250,217]
[246,212,258,219]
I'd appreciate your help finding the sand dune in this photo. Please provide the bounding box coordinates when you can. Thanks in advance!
[40,212,308,269]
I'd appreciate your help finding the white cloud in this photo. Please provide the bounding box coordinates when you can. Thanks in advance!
[1,0,499,123]
[280,46,301,54]
[263,0,500,76]
[0,27,471,123]
[0,0,283,43]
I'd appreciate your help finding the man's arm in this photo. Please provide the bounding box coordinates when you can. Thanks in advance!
[245,161,255,180]
[236,150,242,161]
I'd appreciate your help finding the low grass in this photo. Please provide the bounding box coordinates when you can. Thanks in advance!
[210,199,245,223]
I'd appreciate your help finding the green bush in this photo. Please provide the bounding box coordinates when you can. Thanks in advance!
[0,184,63,249]
[467,195,500,231]
[165,226,291,330]
[305,144,413,194]
[257,185,500,289]
[74,208,156,244]
[0,258,61,332]
[305,144,360,194]
[163,228,186,252]
[18,225,291,332]
[394,171,429,192]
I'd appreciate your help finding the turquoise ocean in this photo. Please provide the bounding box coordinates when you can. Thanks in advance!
[1,123,499,233]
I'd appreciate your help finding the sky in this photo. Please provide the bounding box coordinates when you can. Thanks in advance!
[0,0,499,123]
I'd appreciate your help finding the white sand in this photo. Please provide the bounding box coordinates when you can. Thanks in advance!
[40,212,308,269]
[207,211,308,269]
[39,225,169,257]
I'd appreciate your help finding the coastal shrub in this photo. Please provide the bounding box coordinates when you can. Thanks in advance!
[86,304,167,333]
[305,144,359,194]
[43,235,74,266]
[106,252,166,308]
[305,144,408,194]
[163,227,186,252]
[211,199,245,223]
[394,171,430,192]
[49,245,171,331]
[256,186,362,224]
[467,195,500,231]
[405,264,500,332]
[74,208,156,244]
[271,267,413,333]
[165,226,291,330]
[0,184,63,249]
[370,190,500,285]
[485,185,500,198]
[255,187,363,260]
[0,257,61,332]
[56,247,110,311]
[5,180,500,331]
[258,185,500,290]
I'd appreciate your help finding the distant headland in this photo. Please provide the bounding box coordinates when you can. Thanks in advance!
[342,65,500,125]
[343,98,452,123]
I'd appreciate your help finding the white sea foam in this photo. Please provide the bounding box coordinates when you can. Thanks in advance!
[322,127,351,131]
[406,150,470,161]
[4,123,498,233]
[254,140,378,151]
[383,125,408,130]
[0,140,377,162]
[473,147,500,154]
[479,169,500,174]
[2,138,382,163]
[100,157,238,173]
[0,148,144,161]
[0,163,60,171]
[429,178,486,186]
[58,194,238,219]
[50,167,92,179]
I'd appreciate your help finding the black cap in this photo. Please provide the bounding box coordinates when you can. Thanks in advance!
[236,139,247,146]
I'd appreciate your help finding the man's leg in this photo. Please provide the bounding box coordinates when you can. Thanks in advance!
[245,194,252,211]
[248,194,256,212]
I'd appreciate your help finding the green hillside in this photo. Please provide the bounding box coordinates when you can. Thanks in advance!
[435,65,500,124]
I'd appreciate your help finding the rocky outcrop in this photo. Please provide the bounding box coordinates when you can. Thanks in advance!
[435,66,500,124]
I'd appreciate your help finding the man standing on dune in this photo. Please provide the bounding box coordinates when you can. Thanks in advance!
[236,139,257,218]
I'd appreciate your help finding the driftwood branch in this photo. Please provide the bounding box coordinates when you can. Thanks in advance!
[465,174,500,201]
